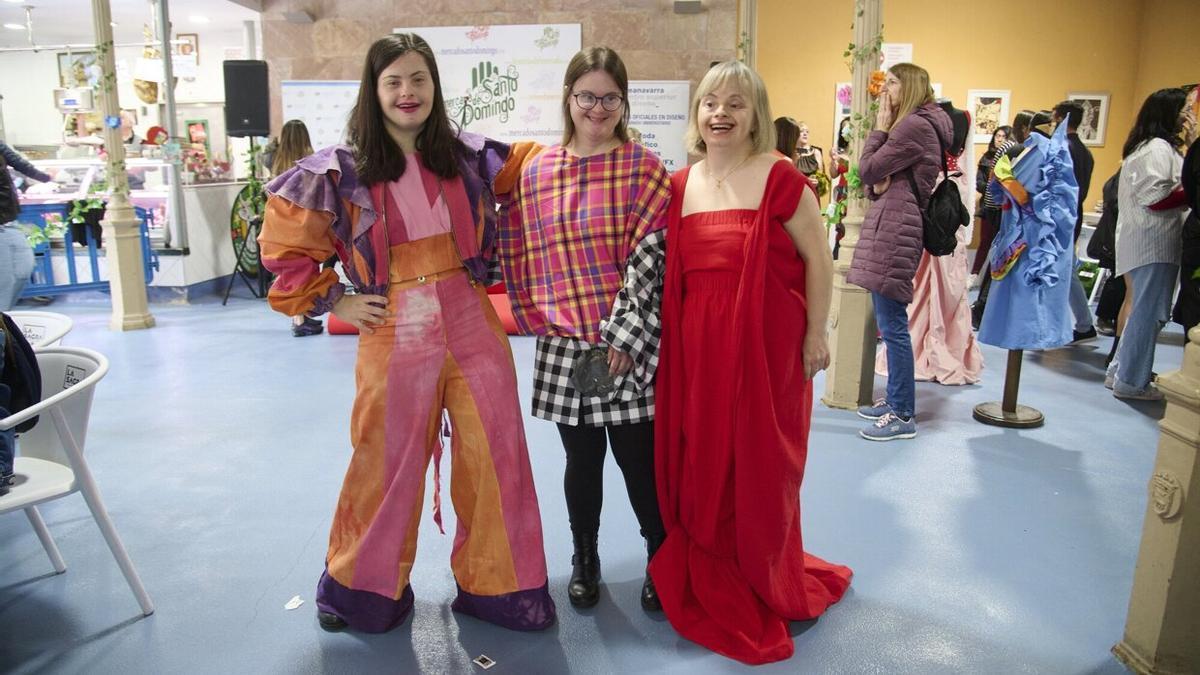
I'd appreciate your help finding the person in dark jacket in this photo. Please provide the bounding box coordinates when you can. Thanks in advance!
[848,62,953,441]
[1053,100,1098,342]
[1,141,53,311]
[1172,84,1199,330]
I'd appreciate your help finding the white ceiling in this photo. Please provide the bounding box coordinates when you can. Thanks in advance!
[0,0,259,49]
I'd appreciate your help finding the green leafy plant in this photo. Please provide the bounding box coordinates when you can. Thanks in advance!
[244,142,266,221]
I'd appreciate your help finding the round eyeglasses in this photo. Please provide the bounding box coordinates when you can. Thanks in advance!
[572,92,624,112]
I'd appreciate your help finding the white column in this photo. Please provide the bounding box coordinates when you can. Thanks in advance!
[93,0,155,330]
[822,0,881,410]
[1113,326,1200,674]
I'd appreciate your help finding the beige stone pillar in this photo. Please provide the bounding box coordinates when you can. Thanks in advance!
[91,0,155,331]
[1112,326,1200,674]
[821,0,880,410]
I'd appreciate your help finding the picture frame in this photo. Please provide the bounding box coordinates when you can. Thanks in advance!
[832,82,852,150]
[967,89,1012,145]
[57,51,101,89]
[1064,92,1110,146]
[176,33,199,65]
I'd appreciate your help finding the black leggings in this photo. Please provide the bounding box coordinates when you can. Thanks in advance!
[556,421,664,540]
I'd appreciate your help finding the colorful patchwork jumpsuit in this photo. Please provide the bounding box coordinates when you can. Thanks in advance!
[259,136,555,633]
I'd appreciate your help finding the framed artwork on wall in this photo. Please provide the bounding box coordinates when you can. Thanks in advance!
[57,51,101,88]
[176,33,199,65]
[1064,92,1109,146]
[833,82,852,150]
[967,89,1011,144]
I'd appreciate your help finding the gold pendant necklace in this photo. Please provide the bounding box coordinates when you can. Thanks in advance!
[706,153,752,190]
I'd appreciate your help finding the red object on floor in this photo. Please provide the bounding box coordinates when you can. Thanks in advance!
[327,314,359,335]
[488,292,519,335]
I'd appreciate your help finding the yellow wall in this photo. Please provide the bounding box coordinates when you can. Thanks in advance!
[757,0,1199,206]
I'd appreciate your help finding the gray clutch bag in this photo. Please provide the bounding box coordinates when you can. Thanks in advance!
[569,347,616,397]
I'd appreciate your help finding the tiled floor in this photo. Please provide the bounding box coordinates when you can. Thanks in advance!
[0,293,1179,674]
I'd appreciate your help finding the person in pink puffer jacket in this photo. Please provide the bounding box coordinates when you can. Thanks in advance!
[847,62,953,441]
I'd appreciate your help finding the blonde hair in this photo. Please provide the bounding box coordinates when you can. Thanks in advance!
[272,119,313,176]
[560,47,630,146]
[685,60,776,156]
[887,63,934,131]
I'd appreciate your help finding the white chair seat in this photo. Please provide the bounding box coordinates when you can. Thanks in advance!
[5,310,73,349]
[1,346,153,616]
[0,457,77,510]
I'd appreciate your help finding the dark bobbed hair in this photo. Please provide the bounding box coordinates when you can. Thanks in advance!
[984,125,1012,160]
[272,119,313,176]
[1011,110,1034,143]
[347,33,461,184]
[1122,87,1188,158]
[774,116,800,158]
[561,47,630,146]
[1053,100,1085,131]
[836,116,851,152]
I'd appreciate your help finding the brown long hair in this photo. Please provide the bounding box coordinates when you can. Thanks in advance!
[886,63,934,131]
[347,33,461,184]
[774,117,799,158]
[271,119,313,176]
[560,47,630,146]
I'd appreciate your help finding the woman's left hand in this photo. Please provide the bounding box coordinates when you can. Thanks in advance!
[872,176,892,195]
[607,346,634,377]
[802,332,830,380]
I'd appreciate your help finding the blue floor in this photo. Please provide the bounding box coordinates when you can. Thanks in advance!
[0,293,1180,674]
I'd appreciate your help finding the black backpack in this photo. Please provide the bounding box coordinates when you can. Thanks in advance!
[904,117,970,256]
[1087,170,1121,269]
[0,312,41,433]
[0,155,20,224]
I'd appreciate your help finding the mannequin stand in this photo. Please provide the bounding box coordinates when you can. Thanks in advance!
[973,349,1044,428]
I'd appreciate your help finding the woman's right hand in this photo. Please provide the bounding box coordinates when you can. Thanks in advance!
[333,294,389,334]
[876,91,895,130]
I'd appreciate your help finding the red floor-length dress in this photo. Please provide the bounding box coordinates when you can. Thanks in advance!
[650,161,852,665]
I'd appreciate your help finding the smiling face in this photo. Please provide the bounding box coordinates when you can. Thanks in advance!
[376,51,435,149]
[798,123,810,147]
[567,69,624,148]
[697,84,754,152]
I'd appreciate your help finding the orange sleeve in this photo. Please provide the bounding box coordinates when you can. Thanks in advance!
[258,195,342,317]
[493,141,546,197]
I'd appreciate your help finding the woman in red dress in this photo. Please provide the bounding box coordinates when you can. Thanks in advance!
[649,60,852,665]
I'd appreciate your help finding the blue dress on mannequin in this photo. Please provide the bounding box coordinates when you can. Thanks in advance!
[978,123,1079,350]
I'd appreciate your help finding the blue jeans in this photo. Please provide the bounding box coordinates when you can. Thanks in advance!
[1069,256,1094,332]
[0,225,35,311]
[1113,262,1178,390]
[872,291,915,419]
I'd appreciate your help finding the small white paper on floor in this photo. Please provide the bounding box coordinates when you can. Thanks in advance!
[472,655,496,670]
[284,595,304,610]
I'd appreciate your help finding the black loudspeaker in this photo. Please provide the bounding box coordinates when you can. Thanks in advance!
[223,60,270,137]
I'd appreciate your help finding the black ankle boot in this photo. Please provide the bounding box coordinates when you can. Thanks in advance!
[317,610,348,632]
[568,530,601,608]
[640,531,665,611]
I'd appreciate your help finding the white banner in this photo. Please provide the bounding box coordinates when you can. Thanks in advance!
[280,80,360,150]
[628,81,690,172]
[403,24,582,145]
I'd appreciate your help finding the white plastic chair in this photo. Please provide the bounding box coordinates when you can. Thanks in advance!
[0,346,154,616]
[6,310,74,349]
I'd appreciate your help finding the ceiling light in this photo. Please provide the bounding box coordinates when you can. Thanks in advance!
[189,15,210,24]
[3,23,24,30]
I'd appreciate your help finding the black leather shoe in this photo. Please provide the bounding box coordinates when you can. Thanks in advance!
[641,531,665,611]
[317,611,348,632]
[293,317,324,338]
[568,531,601,608]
